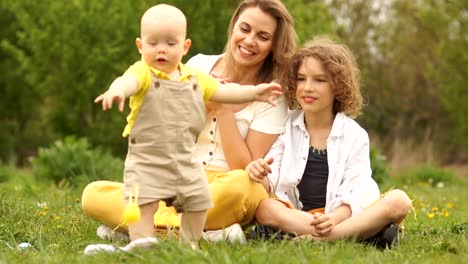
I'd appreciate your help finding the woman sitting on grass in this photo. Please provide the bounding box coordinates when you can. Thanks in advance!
[246,37,412,248]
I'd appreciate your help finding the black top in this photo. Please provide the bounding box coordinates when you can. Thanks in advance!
[297,146,328,212]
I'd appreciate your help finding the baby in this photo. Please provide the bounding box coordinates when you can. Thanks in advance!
[89,4,282,253]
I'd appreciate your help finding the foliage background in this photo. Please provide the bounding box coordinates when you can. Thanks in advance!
[1,0,467,169]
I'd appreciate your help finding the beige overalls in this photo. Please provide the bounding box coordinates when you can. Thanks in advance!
[124,73,213,212]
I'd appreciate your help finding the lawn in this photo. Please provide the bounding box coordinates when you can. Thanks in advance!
[0,167,466,263]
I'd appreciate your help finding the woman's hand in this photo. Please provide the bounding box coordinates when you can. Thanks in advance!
[245,157,274,183]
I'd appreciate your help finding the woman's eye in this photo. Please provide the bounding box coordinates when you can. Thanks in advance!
[240,27,249,32]
[259,35,269,41]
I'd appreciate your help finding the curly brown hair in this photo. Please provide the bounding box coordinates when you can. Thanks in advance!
[280,37,363,118]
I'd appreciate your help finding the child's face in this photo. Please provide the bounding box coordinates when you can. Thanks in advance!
[295,57,335,114]
[230,7,277,68]
[136,19,191,75]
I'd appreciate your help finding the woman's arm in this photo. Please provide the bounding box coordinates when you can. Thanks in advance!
[215,106,279,169]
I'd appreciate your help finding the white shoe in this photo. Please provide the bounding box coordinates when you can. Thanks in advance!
[96,225,129,242]
[84,244,119,255]
[202,223,246,244]
[84,237,158,255]
[120,237,159,252]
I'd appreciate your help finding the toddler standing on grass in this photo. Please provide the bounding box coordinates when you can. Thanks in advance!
[84,4,282,254]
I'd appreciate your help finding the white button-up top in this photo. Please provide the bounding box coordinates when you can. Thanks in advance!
[266,110,380,216]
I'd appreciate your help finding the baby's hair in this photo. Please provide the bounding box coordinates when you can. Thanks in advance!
[283,37,363,118]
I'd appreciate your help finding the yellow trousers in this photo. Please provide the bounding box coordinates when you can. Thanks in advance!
[81,170,268,231]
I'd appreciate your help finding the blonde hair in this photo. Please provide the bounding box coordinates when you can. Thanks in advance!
[224,0,297,84]
[283,37,363,118]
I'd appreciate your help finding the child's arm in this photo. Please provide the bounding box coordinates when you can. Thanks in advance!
[94,75,138,112]
[210,82,282,106]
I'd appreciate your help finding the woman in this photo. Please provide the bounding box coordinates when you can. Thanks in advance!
[246,37,412,248]
[82,0,297,243]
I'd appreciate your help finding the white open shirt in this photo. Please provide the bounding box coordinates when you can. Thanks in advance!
[266,110,380,216]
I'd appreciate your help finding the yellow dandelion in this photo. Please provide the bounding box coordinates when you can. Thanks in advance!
[55,216,60,221]
[432,207,438,212]
[76,198,81,203]
[427,213,435,219]
[444,212,449,217]
[44,206,49,211]
[446,202,454,208]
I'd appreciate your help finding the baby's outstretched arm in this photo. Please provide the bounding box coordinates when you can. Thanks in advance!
[94,76,138,112]
[210,82,282,106]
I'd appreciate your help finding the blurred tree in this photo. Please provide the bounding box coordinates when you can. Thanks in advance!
[1,0,338,165]
[1,0,152,163]
[328,0,467,163]
[285,0,336,43]
[432,0,468,159]
[0,0,48,164]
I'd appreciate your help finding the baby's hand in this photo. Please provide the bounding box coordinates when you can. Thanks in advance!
[94,89,126,112]
[246,157,273,183]
[211,73,231,84]
[254,83,282,106]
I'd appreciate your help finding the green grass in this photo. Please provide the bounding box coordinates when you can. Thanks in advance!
[0,167,466,263]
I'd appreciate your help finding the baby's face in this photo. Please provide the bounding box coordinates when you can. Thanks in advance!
[137,18,190,75]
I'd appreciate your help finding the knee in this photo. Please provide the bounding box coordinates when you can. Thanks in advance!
[81,181,108,215]
[382,189,412,222]
[82,182,97,213]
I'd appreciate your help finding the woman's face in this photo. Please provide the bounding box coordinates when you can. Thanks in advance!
[230,7,277,68]
[295,57,335,115]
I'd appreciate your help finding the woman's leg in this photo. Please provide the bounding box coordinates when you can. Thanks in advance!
[323,189,412,241]
[81,181,180,233]
[255,198,318,235]
[205,170,268,229]
[82,181,128,232]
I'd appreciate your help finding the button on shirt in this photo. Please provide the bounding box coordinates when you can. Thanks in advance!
[186,54,288,172]
[265,110,380,216]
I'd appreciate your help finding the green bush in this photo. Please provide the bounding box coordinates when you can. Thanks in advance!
[370,147,389,185]
[396,164,457,187]
[30,136,123,186]
[0,165,15,183]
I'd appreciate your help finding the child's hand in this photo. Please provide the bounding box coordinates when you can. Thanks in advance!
[246,157,274,183]
[311,213,336,237]
[94,89,126,112]
[254,83,282,106]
